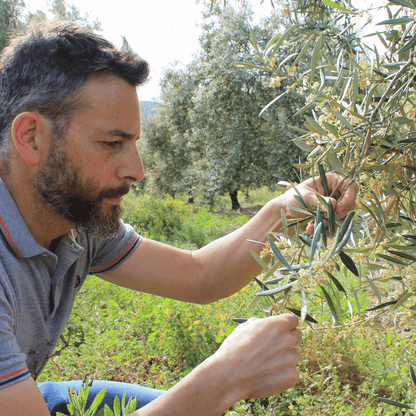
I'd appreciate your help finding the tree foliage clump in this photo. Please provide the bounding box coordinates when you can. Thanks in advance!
[140,1,305,209]
[241,0,416,407]
[0,0,101,54]
[0,0,25,50]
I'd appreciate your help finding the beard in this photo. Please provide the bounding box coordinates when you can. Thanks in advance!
[32,144,130,238]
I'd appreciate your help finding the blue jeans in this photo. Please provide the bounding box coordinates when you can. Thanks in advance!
[38,380,165,415]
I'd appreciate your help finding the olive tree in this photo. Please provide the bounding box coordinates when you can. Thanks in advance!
[142,1,305,209]
[238,1,416,408]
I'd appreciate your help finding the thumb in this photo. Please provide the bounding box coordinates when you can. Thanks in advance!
[310,192,337,213]
[305,197,337,235]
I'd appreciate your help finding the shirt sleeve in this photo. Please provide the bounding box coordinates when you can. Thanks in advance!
[88,220,142,275]
[0,282,30,389]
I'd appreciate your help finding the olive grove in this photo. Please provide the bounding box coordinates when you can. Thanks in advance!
[140,2,305,209]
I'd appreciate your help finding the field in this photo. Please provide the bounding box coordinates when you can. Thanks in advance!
[37,189,416,415]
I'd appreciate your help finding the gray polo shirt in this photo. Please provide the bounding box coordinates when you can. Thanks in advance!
[0,178,141,388]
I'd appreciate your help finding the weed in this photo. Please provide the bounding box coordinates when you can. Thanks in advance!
[56,378,137,416]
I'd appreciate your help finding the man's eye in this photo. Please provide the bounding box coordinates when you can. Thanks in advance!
[104,141,121,148]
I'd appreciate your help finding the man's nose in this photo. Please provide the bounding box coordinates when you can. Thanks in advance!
[117,144,145,183]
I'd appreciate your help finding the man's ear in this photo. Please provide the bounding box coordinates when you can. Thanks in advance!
[11,112,48,167]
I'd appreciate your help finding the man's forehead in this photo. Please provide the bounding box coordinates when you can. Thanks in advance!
[76,73,137,106]
[73,74,141,133]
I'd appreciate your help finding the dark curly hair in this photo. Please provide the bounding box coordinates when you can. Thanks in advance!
[0,20,149,168]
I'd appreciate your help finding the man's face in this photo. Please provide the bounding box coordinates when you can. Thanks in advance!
[32,143,130,237]
[31,74,144,237]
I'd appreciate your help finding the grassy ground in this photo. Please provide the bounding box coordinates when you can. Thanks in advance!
[37,189,416,415]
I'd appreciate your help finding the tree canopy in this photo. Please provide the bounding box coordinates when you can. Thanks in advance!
[140,1,305,209]
[0,0,101,52]
[0,0,24,50]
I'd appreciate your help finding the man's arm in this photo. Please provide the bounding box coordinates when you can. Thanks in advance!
[101,173,358,304]
[0,378,51,416]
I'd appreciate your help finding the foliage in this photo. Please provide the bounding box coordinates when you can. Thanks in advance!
[38,275,253,387]
[0,0,25,50]
[121,190,249,248]
[56,378,137,416]
[205,0,416,410]
[140,1,304,209]
[378,364,416,410]
[139,101,158,125]
[42,279,416,415]
[0,0,102,49]
[139,67,199,200]
[26,0,101,29]
[47,0,101,29]
[246,0,416,317]
[234,0,416,410]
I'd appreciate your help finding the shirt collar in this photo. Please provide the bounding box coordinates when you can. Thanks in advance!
[0,178,77,258]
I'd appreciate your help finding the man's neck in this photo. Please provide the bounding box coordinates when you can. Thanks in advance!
[1,172,73,249]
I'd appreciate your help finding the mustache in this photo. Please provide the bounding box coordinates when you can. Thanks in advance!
[99,184,131,200]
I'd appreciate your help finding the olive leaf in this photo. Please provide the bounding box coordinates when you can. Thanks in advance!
[339,251,359,276]
[286,307,318,324]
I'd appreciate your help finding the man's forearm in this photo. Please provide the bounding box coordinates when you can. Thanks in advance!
[132,354,243,416]
[101,195,287,305]
[191,196,285,303]
[132,314,301,416]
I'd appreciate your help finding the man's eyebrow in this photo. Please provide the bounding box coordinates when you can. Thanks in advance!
[105,129,139,140]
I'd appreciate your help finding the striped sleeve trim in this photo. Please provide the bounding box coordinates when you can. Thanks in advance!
[89,234,141,274]
[0,367,30,387]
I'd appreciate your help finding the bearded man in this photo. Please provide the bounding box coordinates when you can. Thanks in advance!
[0,21,358,416]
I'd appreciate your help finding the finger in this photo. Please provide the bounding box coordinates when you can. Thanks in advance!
[310,175,326,196]
[245,317,259,323]
[325,172,353,197]
[291,328,302,346]
[326,174,358,199]
[306,206,337,235]
[241,317,258,327]
[336,183,359,217]
[320,173,357,215]
[278,313,299,330]
[305,192,337,215]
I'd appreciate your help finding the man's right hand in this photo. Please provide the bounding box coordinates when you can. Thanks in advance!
[135,313,301,415]
[214,313,301,399]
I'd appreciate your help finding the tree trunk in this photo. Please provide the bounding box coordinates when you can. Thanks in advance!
[229,190,241,211]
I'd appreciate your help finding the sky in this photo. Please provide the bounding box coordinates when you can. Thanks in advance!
[22,0,386,101]
[22,0,277,101]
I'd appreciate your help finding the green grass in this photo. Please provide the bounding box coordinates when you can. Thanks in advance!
[37,276,256,388]
[37,190,416,415]
[192,186,277,211]
[121,192,249,249]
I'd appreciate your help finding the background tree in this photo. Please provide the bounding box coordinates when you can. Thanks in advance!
[26,0,101,30]
[141,0,305,209]
[0,0,102,45]
[0,0,25,50]
[47,0,101,29]
[140,64,201,200]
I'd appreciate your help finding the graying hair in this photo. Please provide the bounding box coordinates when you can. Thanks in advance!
[0,20,149,169]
